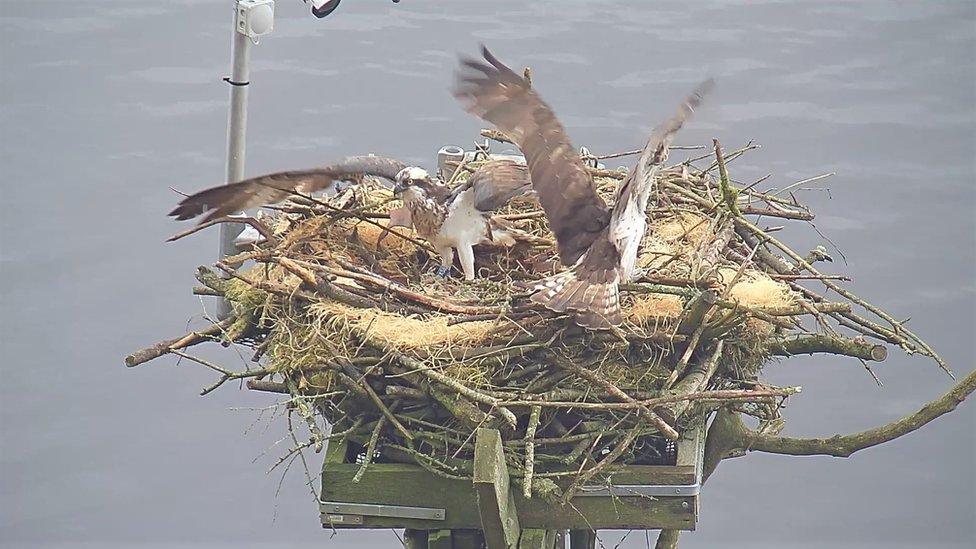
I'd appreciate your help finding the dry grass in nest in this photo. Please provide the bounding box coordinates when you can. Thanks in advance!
[309,301,505,353]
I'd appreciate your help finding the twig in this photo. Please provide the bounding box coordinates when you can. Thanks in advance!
[736,216,950,375]
[770,172,835,197]
[167,349,270,395]
[712,139,741,216]
[770,274,851,282]
[523,405,541,498]
[740,205,814,221]
[562,427,641,503]
[497,387,801,410]
[399,355,518,429]
[125,318,234,367]
[353,416,386,483]
[167,215,278,245]
[554,358,679,440]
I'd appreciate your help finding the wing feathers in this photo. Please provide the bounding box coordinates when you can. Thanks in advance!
[467,159,532,211]
[454,46,611,266]
[169,169,334,223]
[530,269,622,330]
[169,155,407,225]
[641,78,715,169]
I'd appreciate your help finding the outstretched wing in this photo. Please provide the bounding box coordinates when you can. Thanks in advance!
[456,159,532,212]
[169,155,407,224]
[453,46,610,266]
[613,78,714,219]
[608,79,714,279]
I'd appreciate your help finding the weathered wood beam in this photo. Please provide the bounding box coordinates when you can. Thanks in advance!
[403,529,428,549]
[676,290,718,335]
[428,530,452,549]
[654,529,680,549]
[568,530,596,549]
[474,429,521,549]
[519,529,557,549]
[319,462,698,530]
[453,530,485,549]
[658,342,724,425]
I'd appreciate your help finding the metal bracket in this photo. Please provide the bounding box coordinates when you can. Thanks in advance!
[320,501,446,521]
[575,483,701,498]
[322,513,364,525]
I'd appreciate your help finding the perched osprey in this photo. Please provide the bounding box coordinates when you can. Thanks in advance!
[454,46,713,329]
[392,160,532,280]
[169,155,531,280]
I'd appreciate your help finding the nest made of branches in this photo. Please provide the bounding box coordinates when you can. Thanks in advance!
[134,138,947,503]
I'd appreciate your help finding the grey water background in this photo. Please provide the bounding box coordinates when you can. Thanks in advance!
[1,0,973,547]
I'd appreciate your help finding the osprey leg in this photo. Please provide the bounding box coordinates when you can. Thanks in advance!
[457,243,476,281]
[436,245,454,278]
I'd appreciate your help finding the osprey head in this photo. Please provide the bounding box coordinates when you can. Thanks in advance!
[393,166,433,196]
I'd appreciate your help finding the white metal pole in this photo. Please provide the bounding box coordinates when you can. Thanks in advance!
[218,2,253,319]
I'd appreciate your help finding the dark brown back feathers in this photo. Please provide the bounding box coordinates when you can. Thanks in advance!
[455,159,532,211]
[453,46,610,266]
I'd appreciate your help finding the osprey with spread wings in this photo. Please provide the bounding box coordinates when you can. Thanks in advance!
[169,156,532,281]
[454,46,713,329]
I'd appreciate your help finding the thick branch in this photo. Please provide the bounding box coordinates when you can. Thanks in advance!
[767,334,887,362]
[247,379,289,394]
[739,205,814,221]
[124,318,234,367]
[738,368,975,457]
[654,529,680,549]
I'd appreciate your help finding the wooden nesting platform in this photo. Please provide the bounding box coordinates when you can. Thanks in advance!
[320,425,705,548]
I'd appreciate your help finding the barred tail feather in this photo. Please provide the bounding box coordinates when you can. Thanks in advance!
[530,272,622,330]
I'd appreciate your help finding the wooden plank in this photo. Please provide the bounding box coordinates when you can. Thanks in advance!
[519,529,557,549]
[453,530,484,549]
[321,464,696,530]
[324,437,349,464]
[675,424,704,522]
[322,463,481,528]
[590,465,696,485]
[568,530,596,549]
[428,529,452,549]
[676,425,704,471]
[519,529,545,549]
[516,496,695,531]
[473,429,521,549]
[404,529,428,549]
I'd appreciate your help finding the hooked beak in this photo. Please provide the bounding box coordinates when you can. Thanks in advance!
[393,181,407,195]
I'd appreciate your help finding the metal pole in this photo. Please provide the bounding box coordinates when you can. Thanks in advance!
[217,2,253,319]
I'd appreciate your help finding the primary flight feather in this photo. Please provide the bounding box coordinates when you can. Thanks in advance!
[454,45,713,329]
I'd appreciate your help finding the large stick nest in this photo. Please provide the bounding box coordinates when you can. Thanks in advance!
[144,140,946,503]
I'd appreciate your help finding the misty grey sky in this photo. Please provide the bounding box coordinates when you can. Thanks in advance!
[1,1,973,548]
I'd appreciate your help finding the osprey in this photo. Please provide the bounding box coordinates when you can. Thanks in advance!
[169,155,531,280]
[392,160,532,280]
[454,46,713,329]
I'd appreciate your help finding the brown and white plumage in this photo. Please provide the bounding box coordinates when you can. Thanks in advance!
[169,153,531,281]
[454,45,713,329]
[169,155,408,224]
[393,159,532,280]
